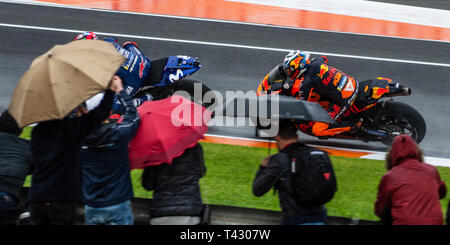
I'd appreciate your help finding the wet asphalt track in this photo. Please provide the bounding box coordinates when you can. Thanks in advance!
[0,1,449,157]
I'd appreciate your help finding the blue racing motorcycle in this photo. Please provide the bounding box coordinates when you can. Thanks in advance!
[132,55,212,108]
[102,37,212,112]
[74,33,212,111]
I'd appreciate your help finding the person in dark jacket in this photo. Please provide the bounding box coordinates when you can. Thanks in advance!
[253,120,328,225]
[0,110,33,225]
[79,89,140,225]
[141,143,206,225]
[375,134,447,225]
[29,76,123,225]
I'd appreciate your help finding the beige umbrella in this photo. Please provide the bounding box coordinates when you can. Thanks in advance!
[9,39,125,127]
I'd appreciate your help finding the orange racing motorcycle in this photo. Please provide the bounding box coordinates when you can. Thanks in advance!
[256,69,426,145]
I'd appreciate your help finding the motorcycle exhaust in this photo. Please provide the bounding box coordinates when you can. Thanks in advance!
[402,88,412,96]
[384,88,411,97]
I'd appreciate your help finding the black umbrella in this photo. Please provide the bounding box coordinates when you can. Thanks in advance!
[217,94,334,155]
[219,94,333,123]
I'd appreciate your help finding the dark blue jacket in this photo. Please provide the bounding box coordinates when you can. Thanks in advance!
[79,90,140,208]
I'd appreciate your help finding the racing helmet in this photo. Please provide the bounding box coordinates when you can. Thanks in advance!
[74,31,99,41]
[283,50,310,80]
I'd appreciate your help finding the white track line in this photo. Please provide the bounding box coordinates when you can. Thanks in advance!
[361,154,450,168]
[1,23,450,68]
[1,0,450,44]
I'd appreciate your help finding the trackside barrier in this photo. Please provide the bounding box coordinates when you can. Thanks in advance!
[17,188,381,225]
[131,198,381,225]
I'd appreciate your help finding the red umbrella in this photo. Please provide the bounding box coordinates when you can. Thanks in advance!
[128,95,212,169]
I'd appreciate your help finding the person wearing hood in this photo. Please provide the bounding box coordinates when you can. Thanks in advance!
[79,83,140,225]
[375,134,447,225]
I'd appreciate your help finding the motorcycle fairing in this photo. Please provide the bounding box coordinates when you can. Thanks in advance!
[357,78,405,102]
[155,55,201,87]
[257,65,287,95]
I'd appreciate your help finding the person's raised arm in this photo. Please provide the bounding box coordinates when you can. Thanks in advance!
[68,75,123,139]
[113,88,140,141]
[252,154,287,197]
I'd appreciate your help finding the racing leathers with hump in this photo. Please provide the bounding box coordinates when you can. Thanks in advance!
[103,37,151,112]
[74,32,152,112]
[257,50,359,137]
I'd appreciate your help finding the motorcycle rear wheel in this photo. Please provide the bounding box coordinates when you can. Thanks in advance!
[173,79,214,108]
[375,101,426,145]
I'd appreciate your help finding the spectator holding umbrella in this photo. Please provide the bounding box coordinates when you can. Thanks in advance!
[79,85,140,225]
[375,134,447,225]
[252,120,335,225]
[7,40,126,225]
[141,143,207,225]
[29,76,123,225]
[0,110,33,225]
[130,95,211,225]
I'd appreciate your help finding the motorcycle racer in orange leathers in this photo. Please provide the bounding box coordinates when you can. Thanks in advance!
[257,50,361,137]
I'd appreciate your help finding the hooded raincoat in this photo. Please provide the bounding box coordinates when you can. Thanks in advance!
[374,135,447,225]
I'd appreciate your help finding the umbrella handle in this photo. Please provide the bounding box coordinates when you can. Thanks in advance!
[267,140,271,156]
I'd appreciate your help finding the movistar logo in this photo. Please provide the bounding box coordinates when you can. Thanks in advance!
[169,69,184,83]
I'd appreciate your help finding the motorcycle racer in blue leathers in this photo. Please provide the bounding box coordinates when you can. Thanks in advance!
[74,32,152,112]
[74,31,205,111]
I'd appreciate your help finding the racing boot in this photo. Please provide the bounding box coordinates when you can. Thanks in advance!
[355,124,387,142]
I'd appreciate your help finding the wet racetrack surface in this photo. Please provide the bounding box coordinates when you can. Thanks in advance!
[1,2,449,157]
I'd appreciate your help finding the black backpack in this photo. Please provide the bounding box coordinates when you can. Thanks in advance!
[285,144,337,209]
